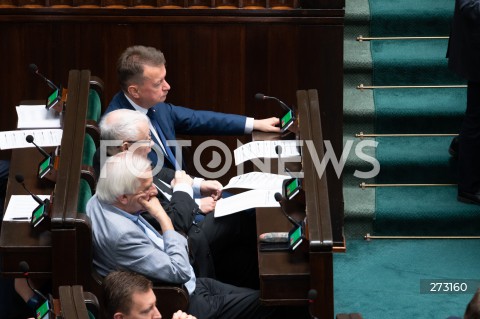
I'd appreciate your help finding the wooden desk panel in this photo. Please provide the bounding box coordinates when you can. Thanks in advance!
[253,90,336,318]
[256,208,310,304]
[1,148,54,277]
[0,222,51,277]
[0,70,90,293]
[4,147,56,207]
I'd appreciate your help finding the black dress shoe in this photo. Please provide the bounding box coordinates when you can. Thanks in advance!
[457,191,480,205]
[449,136,459,157]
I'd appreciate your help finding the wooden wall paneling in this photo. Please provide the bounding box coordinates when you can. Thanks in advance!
[244,25,271,119]
[215,25,245,115]
[183,25,219,109]
[0,11,344,219]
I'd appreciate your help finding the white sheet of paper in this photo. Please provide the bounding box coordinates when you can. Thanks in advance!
[0,129,62,150]
[223,172,290,192]
[234,140,301,166]
[214,189,280,218]
[16,104,62,129]
[3,195,51,221]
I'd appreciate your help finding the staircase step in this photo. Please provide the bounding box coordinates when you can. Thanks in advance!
[369,0,453,37]
[374,186,480,236]
[374,136,457,183]
[374,88,466,134]
[371,39,464,86]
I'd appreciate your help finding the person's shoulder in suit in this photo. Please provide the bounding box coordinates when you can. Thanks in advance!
[105,91,134,114]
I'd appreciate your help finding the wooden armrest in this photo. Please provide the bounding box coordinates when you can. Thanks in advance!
[86,120,100,148]
[81,289,100,319]
[152,282,189,319]
[89,76,104,97]
[81,165,97,193]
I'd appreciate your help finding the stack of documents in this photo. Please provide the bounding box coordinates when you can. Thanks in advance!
[234,140,301,165]
[3,195,50,221]
[0,129,62,150]
[215,172,291,218]
[0,104,63,150]
[16,104,61,129]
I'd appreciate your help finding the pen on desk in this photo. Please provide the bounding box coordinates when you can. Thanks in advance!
[12,217,29,220]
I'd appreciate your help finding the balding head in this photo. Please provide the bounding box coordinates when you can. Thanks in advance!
[100,109,149,142]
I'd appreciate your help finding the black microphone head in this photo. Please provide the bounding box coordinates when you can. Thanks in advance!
[15,174,24,184]
[308,289,318,301]
[274,192,283,202]
[19,261,30,273]
[275,145,282,155]
[28,63,39,74]
[26,135,34,143]
[255,93,265,100]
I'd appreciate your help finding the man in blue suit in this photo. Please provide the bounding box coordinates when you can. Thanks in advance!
[447,0,480,204]
[105,45,280,170]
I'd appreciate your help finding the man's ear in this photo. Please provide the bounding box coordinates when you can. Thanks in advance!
[121,142,129,152]
[117,194,129,205]
[127,85,140,99]
[113,312,124,319]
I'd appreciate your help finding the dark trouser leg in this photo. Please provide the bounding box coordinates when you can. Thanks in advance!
[188,278,274,319]
[458,81,480,194]
[200,209,259,288]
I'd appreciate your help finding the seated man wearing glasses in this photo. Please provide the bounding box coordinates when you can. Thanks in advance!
[86,152,273,319]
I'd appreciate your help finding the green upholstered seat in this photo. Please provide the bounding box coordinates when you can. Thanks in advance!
[77,178,92,214]
[82,133,96,167]
[87,89,101,122]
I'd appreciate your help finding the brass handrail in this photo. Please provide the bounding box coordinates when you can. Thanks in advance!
[357,84,467,90]
[364,233,480,240]
[359,182,456,189]
[355,132,458,138]
[357,35,449,42]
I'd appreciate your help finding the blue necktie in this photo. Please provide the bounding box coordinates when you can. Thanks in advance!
[146,109,178,169]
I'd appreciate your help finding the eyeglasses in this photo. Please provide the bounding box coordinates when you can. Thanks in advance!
[124,133,152,145]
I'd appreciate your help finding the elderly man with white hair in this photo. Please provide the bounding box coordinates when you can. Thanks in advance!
[93,109,259,288]
[86,152,273,319]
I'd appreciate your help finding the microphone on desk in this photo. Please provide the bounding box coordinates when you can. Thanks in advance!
[19,261,51,309]
[15,174,50,228]
[255,93,296,132]
[26,135,51,159]
[15,174,45,206]
[25,135,57,182]
[274,192,301,227]
[28,63,59,91]
[275,145,296,178]
[255,93,294,115]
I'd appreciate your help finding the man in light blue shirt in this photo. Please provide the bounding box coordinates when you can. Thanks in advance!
[87,152,273,319]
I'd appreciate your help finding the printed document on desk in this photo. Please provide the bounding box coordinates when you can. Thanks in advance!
[214,189,280,218]
[234,140,300,165]
[16,104,61,129]
[0,129,63,150]
[3,195,51,221]
[223,172,290,192]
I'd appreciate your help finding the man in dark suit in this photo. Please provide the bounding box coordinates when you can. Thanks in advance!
[95,109,259,288]
[447,0,480,204]
[104,45,280,170]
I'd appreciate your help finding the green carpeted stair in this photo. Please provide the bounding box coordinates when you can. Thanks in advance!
[336,0,480,318]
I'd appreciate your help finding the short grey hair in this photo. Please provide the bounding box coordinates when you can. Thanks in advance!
[117,45,166,92]
[99,109,149,142]
[96,152,152,204]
